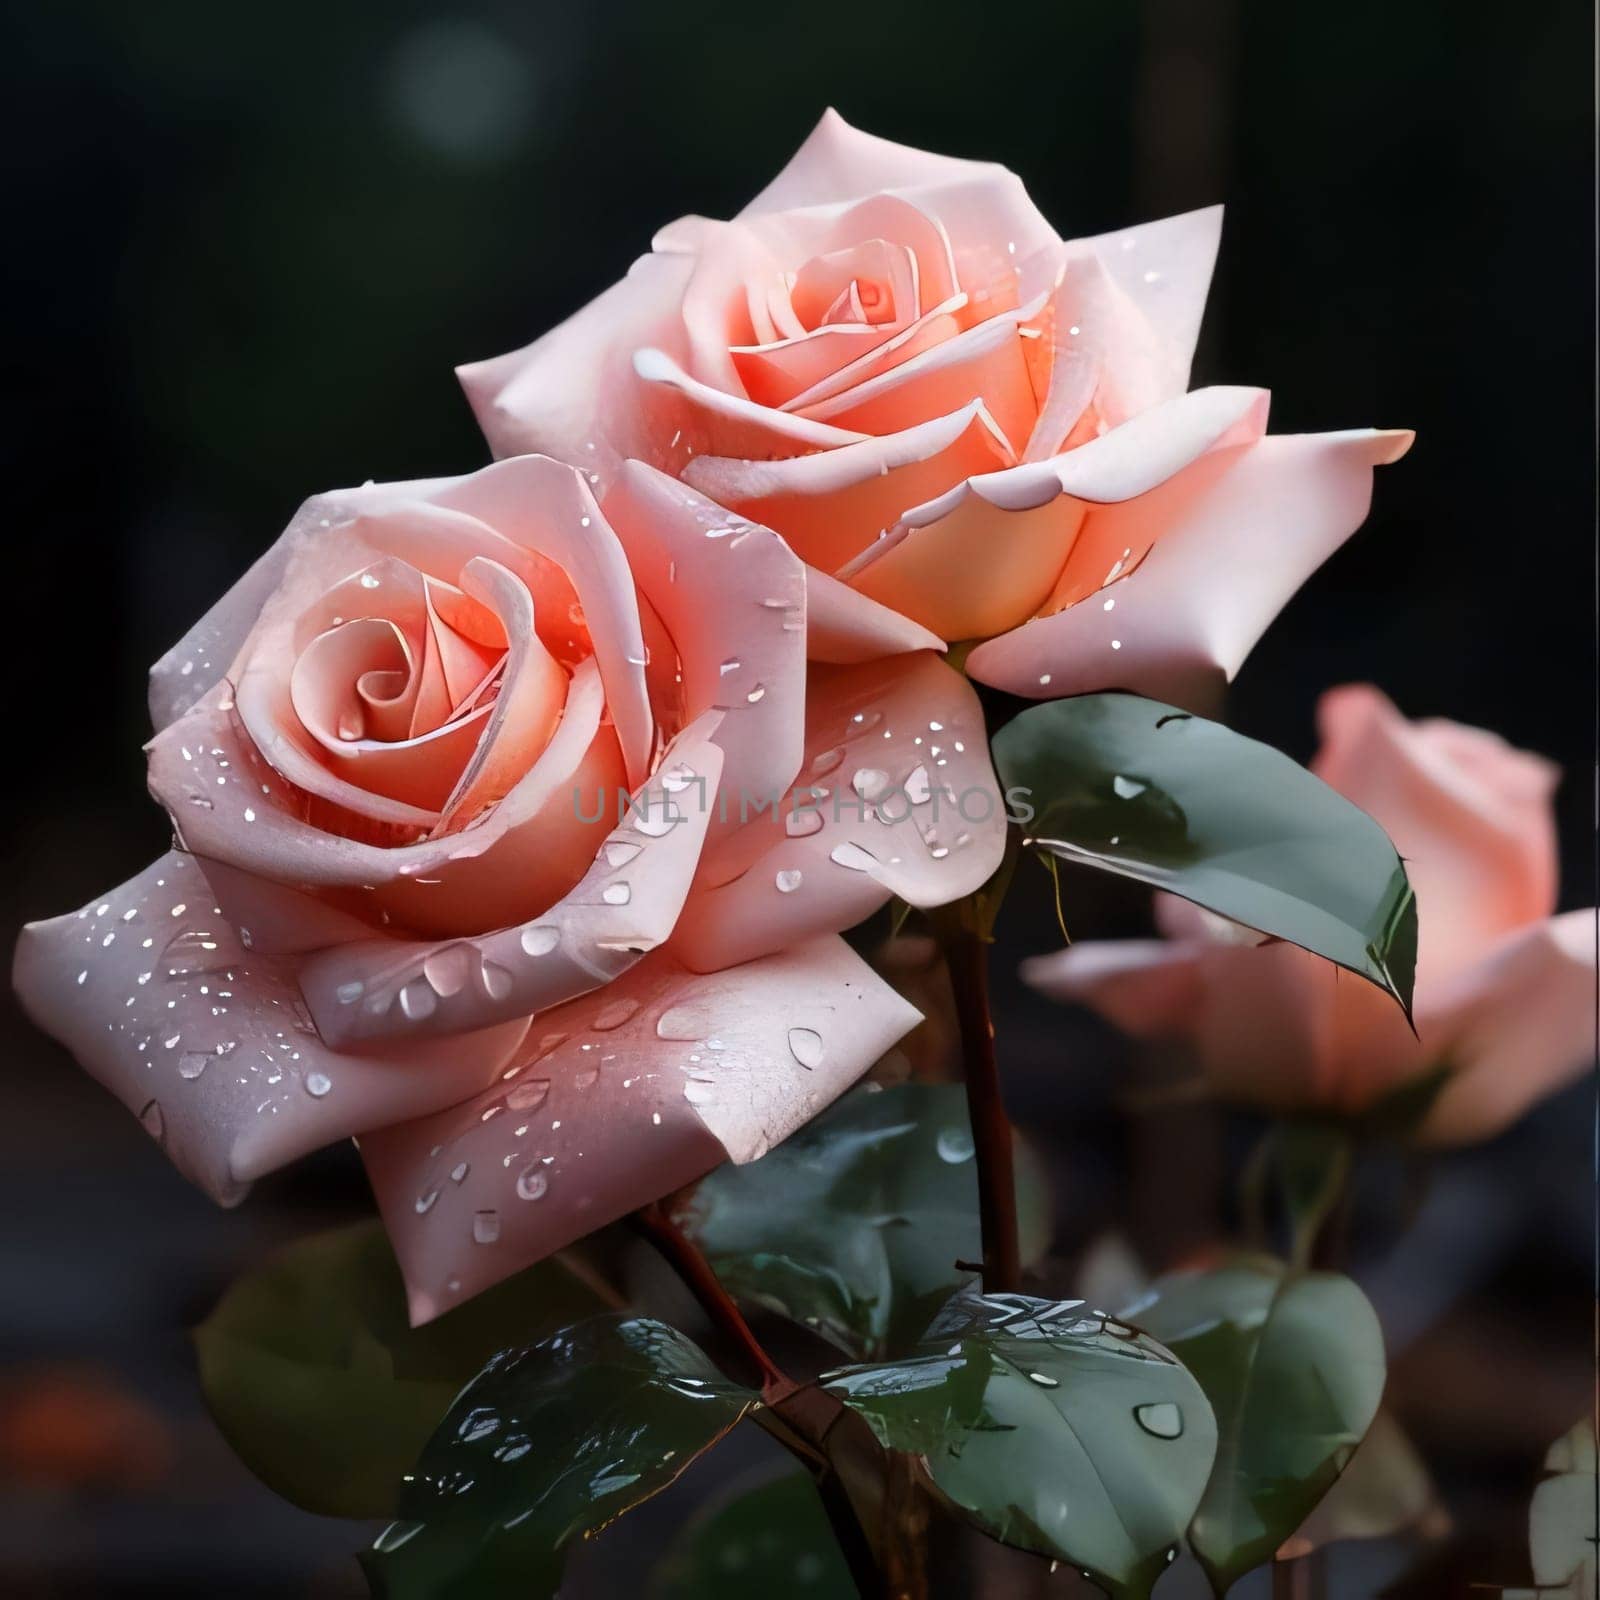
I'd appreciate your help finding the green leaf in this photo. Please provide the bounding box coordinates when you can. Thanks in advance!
[1122,1257,1386,1594]
[364,1315,754,1599]
[992,693,1418,1014]
[679,1083,1052,1360]
[652,1465,859,1599]
[823,1288,1219,1599]
[194,1219,611,1519]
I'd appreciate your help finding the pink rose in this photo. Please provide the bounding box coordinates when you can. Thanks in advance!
[15,453,1009,1319]
[1024,686,1595,1143]
[461,110,1411,704]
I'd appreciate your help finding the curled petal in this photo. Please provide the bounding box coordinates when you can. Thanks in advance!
[966,426,1413,703]
[149,663,625,939]
[683,401,1013,575]
[1312,684,1559,983]
[601,463,808,815]
[299,717,726,1048]
[360,935,921,1322]
[675,651,1006,971]
[11,854,528,1205]
[457,250,694,488]
[804,567,945,664]
[631,346,866,464]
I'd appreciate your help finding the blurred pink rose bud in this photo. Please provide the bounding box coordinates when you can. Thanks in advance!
[1024,685,1595,1143]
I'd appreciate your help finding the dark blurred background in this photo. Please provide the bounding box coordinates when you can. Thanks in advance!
[1,2,1592,1595]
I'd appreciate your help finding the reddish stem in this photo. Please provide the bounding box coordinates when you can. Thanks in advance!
[941,924,1022,1294]
[632,1202,788,1391]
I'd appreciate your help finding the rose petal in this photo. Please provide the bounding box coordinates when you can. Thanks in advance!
[149,664,624,939]
[360,935,921,1322]
[600,465,807,827]
[683,401,1013,575]
[803,567,946,663]
[457,250,695,489]
[10,853,529,1205]
[1311,685,1559,984]
[1419,911,1598,1145]
[419,456,654,788]
[741,108,1019,217]
[630,346,866,465]
[298,716,726,1047]
[791,303,1040,454]
[1020,940,1206,1037]
[674,651,1007,971]
[1064,205,1223,396]
[966,426,1414,703]
[149,539,294,733]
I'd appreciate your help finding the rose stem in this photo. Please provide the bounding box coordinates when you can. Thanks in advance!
[938,914,1021,1294]
[631,1202,788,1391]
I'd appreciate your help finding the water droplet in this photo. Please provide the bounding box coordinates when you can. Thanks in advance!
[656,1002,712,1042]
[593,997,640,1031]
[936,1126,975,1164]
[335,980,364,1005]
[746,683,766,704]
[414,1188,439,1215]
[423,945,472,997]
[903,765,932,805]
[516,1167,548,1201]
[719,658,742,676]
[1026,1371,1060,1388]
[810,746,844,776]
[472,1210,501,1245]
[604,840,642,868]
[787,1027,824,1069]
[373,1522,425,1555]
[775,869,803,893]
[1112,774,1147,799]
[633,805,680,838]
[305,1072,332,1098]
[160,927,229,976]
[138,1100,165,1143]
[450,1161,470,1184]
[399,980,437,1021]
[1134,1402,1183,1438]
[786,808,824,837]
[507,1077,551,1112]
[177,1052,210,1081]
[521,926,559,957]
[660,764,696,793]
[829,841,878,873]
[851,767,889,800]
[481,960,513,1000]
[457,1406,499,1442]
[850,710,883,733]
[602,884,631,906]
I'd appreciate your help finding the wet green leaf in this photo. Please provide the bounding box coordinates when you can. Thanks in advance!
[652,1465,858,1599]
[194,1219,611,1518]
[823,1287,1219,1599]
[364,1315,754,1599]
[992,694,1417,1014]
[679,1083,1052,1360]
[1122,1257,1386,1594]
